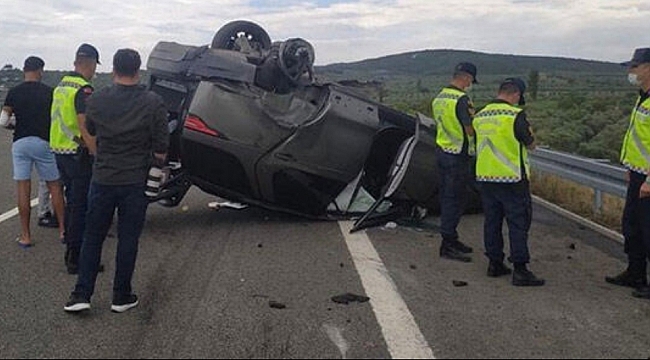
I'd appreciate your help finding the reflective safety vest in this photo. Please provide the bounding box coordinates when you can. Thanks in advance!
[50,75,90,154]
[620,96,650,174]
[431,87,475,155]
[474,102,529,183]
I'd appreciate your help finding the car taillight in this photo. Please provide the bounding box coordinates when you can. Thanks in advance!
[184,114,219,137]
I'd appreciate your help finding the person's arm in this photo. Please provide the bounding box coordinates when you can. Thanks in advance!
[456,95,475,137]
[77,113,96,154]
[75,86,96,154]
[2,88,15,128]
[0,106,13,128]
[514,111,536,150]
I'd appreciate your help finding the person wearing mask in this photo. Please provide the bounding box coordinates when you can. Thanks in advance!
[1,56,65,247]
[50,43,99,274]
[473,77,544,286]
[64,48,168,313]
[606,48,650,299]
[431,62,478,262]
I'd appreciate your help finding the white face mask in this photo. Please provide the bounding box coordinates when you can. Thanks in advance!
[628,73,640,86]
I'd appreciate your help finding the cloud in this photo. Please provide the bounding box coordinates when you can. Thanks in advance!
[0,0,646,70]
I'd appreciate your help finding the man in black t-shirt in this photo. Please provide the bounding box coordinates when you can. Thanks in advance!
[64,49,168,313]
[1,56,65,247]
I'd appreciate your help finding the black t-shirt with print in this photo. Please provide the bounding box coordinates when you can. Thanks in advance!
[3,81,53,142]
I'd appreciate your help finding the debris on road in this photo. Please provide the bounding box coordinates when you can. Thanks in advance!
[384,222,398,229]
[331,293,370,305]
[452,280,468,287]
[269,301,287,309]
[208,199,248,210]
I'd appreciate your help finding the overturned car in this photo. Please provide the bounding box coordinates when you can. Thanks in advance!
[146,20,479,231]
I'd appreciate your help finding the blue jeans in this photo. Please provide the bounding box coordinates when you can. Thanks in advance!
[437,150,471,243]
[73,182,149,300]
[56,153,92,251]
[479,181,532,264]
[622,171,650,272]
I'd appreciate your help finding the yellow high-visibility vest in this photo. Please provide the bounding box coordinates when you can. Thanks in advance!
[431,87,475,155]
[50,75,90,154]
[621,96,650,174]
[474,102,529,183]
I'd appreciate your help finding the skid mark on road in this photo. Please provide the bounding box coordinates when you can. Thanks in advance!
[0,198,38,223]
[338,221,435,359]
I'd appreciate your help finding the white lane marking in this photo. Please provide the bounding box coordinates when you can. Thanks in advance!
[0,198,39,223]
[322,323,349,359]
[338,221,435,359]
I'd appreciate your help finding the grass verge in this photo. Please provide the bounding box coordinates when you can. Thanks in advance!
[530,171,624,233]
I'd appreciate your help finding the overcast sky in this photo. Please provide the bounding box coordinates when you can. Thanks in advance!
[0,0,647,71]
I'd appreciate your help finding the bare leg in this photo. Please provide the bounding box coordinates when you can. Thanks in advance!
[17,180,32,245]
[46,180,66,240]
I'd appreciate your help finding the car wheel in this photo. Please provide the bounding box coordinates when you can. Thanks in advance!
[211,20,272,52]
[278,38,315,84]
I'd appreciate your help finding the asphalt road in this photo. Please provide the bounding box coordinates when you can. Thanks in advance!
[1,129,649,359]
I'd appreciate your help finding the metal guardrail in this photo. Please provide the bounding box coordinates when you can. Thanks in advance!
[529,148,627,213]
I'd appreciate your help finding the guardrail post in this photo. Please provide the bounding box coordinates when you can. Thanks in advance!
[593,189,603,215]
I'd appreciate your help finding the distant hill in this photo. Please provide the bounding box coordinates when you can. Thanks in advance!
[315,49,622,80]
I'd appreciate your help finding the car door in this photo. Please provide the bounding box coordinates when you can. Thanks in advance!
[351,113,437,232]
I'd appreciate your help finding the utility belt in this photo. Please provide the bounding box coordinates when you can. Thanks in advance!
[54,145,94,167]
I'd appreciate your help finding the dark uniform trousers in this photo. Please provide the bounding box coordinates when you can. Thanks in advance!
[56,149,93,252]
[480,181,532,264]
[437,149,471,243]
[622,171,650,274]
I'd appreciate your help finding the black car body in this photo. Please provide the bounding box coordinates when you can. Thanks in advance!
[146,20,478,231]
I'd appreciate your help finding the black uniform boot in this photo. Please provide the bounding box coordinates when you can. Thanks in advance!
[439,242,472,262]
[605,262,647,289]
[450,239,473,254]
[632,286,650,299]
[487,260,512,277]
[512,263,545,286]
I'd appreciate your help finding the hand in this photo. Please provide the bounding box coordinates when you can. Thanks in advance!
[640,182,650,198]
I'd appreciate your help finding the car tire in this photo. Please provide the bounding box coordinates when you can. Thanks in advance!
[211,20,272,51]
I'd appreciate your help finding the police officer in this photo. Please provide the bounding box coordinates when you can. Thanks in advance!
[473,78,544,286]
[50,43,100,274]
[606,47,650,299]
[431,62,478,262]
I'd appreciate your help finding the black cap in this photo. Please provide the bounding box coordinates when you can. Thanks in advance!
[76,43,101,64]
[621,48,650,67]
[23,56,44,72]
[113,48,141,77]
[501,77,527,105]
[455,62,478,83]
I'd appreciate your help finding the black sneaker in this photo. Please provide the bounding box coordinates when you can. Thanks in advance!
[512,268,545,286]
[605,270,647,289]
[64,295,91,312]
[439,246,472,263]
[38,212,59,228]
[487,261,512,277]
[449,240,473,254]
[111,294,139,313]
